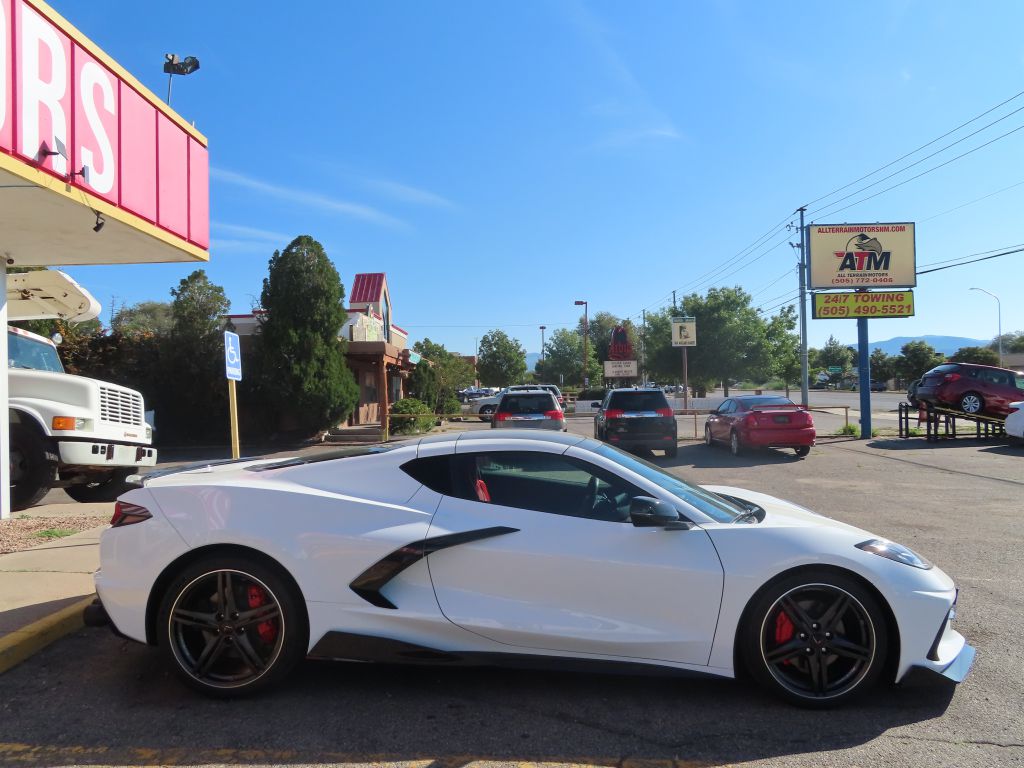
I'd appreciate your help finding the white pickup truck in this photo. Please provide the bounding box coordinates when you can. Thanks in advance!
[8,325,156,508]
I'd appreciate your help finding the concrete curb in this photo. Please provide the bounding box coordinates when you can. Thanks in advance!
[0,595,96,675]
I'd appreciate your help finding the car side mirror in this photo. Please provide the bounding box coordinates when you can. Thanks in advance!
[591,401,601,408]
[630,496,691,529]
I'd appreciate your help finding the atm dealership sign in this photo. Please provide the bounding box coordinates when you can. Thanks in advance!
[808,223,915,290]
[0,0,208,260]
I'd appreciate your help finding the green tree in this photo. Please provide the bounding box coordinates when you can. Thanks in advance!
[477,330,527,386]
[411,338,475,414]
[536,328,600,387]
[950,346,1000,366]
[895,340,944,380]
[645,288,770,396]
[254,236,358,434]
[817,335,855,372]
[990,331,1024,354]
[764,306,800,394]
[869,348,896,382]
[112,301,173,335]
[171,271,229,341]
[577,311,639,364]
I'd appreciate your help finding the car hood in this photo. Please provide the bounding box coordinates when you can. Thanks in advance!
[701,484,871,536]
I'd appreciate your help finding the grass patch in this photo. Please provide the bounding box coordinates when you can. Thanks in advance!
[834,424,858,436]
[33,528,76,540]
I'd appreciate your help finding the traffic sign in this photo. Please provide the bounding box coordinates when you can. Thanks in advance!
[827,366,842,373]
[224,331,242,381]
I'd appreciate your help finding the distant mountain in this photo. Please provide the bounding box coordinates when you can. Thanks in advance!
[526,352,541,371]
[846,335,989,357]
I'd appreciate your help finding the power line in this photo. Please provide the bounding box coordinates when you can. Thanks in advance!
[916,246,1024,275]
[804,88,1024,209]
[749,268,795,298]
[921,178,1024,223]
[810,121,1024,221]
[918,241,1024,269]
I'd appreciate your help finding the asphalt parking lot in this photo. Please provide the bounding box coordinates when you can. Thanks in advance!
[0,435,1021,768]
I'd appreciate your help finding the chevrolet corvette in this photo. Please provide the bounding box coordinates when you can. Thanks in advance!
[87,430,974,707]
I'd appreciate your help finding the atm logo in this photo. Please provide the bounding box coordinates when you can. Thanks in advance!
[834,234,891,272]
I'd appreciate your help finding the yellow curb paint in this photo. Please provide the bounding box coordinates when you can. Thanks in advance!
[0,595,96,675]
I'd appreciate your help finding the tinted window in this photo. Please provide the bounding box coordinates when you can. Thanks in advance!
[607,391,669,410]
[498,394,555,413]
[928,364,960,374]
[740,396,796,408]
[401,455,454,495]
[454,451,643,522]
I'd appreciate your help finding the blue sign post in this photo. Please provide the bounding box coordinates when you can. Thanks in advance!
[224,331,242,458]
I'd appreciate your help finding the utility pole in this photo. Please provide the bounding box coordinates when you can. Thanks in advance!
[641,309,647,382]
[797,206,809,408]
[574,300,589,388]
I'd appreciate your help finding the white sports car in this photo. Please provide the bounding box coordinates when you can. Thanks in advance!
[87,431,974,707]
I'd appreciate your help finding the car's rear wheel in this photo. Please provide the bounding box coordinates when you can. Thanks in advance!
[959,391,984,415]
[730,431,742,456]
[157,554,307,697]
[794,446,810,458]
[478,405,495,422]
[704,424,713,447]
[741,570,888,708]
[665,443,678,458]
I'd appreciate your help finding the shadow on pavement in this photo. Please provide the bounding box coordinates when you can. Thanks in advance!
[866,438,1021,456]
[643,443,807,470]
[0,630,958,767]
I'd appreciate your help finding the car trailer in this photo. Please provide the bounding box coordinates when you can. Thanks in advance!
[898,401,1007,442]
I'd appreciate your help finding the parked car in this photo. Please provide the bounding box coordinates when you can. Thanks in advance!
[87,430,974,705]
[535,383,565,408]
[593,388,677,457]
[915,363,1024,417]
[704,395,815,457]
[848,379,886,392]
[491,390,566,431]
[1005,401,1024,441]
[907,378,921,407]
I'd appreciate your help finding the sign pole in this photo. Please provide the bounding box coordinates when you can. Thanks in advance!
[798,207,809,408]
[223,331,243,459]
[682,347,689,411]
[228,378,240,459]
[857,308,871,440]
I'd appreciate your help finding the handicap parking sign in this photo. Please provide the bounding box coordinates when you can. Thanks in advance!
[224,331,242,381]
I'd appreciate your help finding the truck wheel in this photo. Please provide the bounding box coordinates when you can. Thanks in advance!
[65,468,136,503]
[10,423,56,510]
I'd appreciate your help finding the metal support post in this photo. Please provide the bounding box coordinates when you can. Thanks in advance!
[227,379,240,459]
[798,207,809,408]
[857,315,871,439]
[1,262,9,520]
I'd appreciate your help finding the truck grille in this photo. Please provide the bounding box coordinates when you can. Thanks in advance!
[99,387,143,426]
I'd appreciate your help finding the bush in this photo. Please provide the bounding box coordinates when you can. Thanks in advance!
[438,394,462,418]
[389,398,435,435]
[577,388,608,403]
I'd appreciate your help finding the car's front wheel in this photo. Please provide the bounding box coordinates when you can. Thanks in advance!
[477,405,495,422]
[741,570,889,707]
[704,424,713,447]
[157,554,307,697]
[730,431,742,456]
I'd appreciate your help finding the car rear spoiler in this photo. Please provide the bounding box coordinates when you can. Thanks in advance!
[125,456,281,488]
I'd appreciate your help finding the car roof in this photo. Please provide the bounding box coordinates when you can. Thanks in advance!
[936,362,1024,374]
[607,387,666,393]
[416,430,586,450]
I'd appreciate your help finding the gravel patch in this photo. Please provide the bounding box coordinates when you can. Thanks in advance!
[0,515,107,554]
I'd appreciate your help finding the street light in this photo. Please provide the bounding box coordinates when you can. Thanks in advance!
[163,53,200,105]
[539,326,546,361]
[970,287,1002,367]
[574,300,588,387]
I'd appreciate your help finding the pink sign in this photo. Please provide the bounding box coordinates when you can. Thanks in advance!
[0,0,208,248]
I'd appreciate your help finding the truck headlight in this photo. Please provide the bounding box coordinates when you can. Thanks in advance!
[145,426,153,440]
[856,539,932,569]
[52,416,92,431]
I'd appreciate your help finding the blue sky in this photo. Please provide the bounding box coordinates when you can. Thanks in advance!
[61,0,1024,356]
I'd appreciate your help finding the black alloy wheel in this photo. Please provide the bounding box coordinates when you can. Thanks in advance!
[158,555,306,696]
[794,446,810,458]
[478,405,495,422]
[9,423,56,510]
[742,572,888,707]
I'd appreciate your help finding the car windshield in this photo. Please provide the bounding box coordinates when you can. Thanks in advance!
[590,442,743,523]
[8,331,64,372]
[608,391,669,410]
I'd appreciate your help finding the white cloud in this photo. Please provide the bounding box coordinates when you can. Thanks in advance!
[211,168,405,228]
[211,222,290,243]
[365,178,458,209]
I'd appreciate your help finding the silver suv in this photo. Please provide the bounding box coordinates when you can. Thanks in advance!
[490,390,566,431]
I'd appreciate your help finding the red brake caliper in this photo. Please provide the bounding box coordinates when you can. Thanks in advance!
[247,585,277,644]
[775,611,795,665]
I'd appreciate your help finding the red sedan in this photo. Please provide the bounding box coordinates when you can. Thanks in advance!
[704,395,815,457]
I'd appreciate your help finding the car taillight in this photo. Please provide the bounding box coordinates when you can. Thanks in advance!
[544,410,564,420]
[605,409,625,418]
[656,407,674,417]
[943,373,961,382]
[494,412,511,421]
[110,501,151,528]
[744,413,757,427]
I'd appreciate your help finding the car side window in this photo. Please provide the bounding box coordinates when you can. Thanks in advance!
[400,455,455,496]
[453,451,644,523]
[1015,375,1024,390]
[719,400,734,414]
